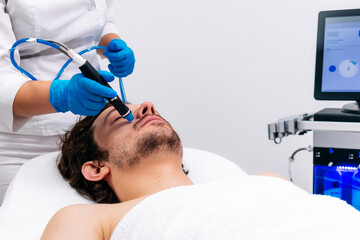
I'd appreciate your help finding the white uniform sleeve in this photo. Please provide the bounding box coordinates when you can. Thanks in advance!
[0,0,31,132]
[101,0,119,37]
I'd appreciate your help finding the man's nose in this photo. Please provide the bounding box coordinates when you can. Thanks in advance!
[137,102,156,118]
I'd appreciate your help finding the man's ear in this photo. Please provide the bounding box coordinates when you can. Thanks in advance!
[81,161,110,181]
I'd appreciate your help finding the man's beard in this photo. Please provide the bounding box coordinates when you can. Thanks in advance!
[109,121,183,169]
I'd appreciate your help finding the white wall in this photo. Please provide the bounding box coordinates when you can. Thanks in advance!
[109,0,360,192]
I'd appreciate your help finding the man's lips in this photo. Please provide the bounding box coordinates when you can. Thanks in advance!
[140,115,163,127]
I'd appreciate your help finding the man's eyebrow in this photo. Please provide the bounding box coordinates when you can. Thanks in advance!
[103,108,117,125]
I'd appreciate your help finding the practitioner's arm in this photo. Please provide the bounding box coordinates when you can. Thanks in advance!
[13,81,56,117]
[13,71,117,118]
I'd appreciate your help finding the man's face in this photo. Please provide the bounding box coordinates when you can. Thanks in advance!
[92,102,182,168]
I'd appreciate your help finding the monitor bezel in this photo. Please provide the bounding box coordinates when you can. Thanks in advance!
[314,8,360,100]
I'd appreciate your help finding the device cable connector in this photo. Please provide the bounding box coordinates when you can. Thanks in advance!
[288,145,313,182]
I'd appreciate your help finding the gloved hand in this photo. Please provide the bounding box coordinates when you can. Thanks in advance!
[49,71,117,116]
[103,39,135,78]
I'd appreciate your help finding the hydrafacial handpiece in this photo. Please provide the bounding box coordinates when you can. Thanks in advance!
[10,38,133,121]
[81,61,133,121]
[68,50,134,121]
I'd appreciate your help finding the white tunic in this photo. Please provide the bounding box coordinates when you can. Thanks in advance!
[0,0,119,204]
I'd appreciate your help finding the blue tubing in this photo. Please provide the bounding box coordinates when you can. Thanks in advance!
[119,78,127,102]
[10,38,60,80]
[10,38,37,80]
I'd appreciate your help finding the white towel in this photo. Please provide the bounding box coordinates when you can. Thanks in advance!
[111,176,360,240]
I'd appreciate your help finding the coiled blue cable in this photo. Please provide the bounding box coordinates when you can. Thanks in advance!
[10,38,41,80]
[9,38,127,102]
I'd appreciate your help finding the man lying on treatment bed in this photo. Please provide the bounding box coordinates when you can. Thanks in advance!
[41,101,360,239]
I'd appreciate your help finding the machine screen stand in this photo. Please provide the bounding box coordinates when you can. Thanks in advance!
[342,100,360,114]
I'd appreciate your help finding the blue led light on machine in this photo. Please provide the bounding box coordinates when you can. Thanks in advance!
[336,166,359,171]
[313,147,360,211]
[9,38,133,121]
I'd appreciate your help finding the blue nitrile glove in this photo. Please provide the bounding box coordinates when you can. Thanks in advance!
[103,39,135,78]
[49,71,117,116]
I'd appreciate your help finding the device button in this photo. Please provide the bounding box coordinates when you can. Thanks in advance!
[88,3,96,11]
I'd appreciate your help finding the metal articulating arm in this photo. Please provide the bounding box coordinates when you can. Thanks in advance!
[268,112,360,144]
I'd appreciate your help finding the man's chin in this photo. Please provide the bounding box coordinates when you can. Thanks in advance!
[135,128,182,157]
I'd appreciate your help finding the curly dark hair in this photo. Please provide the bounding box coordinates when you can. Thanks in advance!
[58,103,119,203]
[58,103,188,204]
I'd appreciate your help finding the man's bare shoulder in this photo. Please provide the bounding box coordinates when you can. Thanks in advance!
[41,204,103,240]
[41,197,147,240]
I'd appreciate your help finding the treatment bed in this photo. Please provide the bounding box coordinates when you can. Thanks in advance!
[0,147,246,239]
[1,147,360,239]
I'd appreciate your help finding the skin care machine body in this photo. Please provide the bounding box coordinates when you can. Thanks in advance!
[268,8,360,211]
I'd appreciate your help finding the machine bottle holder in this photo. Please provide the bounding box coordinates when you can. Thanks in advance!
[313,148,360,211]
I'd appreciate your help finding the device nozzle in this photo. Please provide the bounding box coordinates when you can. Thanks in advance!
[123,112,134,122]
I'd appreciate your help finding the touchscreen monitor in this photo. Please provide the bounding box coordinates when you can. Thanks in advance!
[314,9,360,103]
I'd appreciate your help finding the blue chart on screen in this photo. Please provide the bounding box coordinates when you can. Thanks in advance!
[329,65,336,72]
